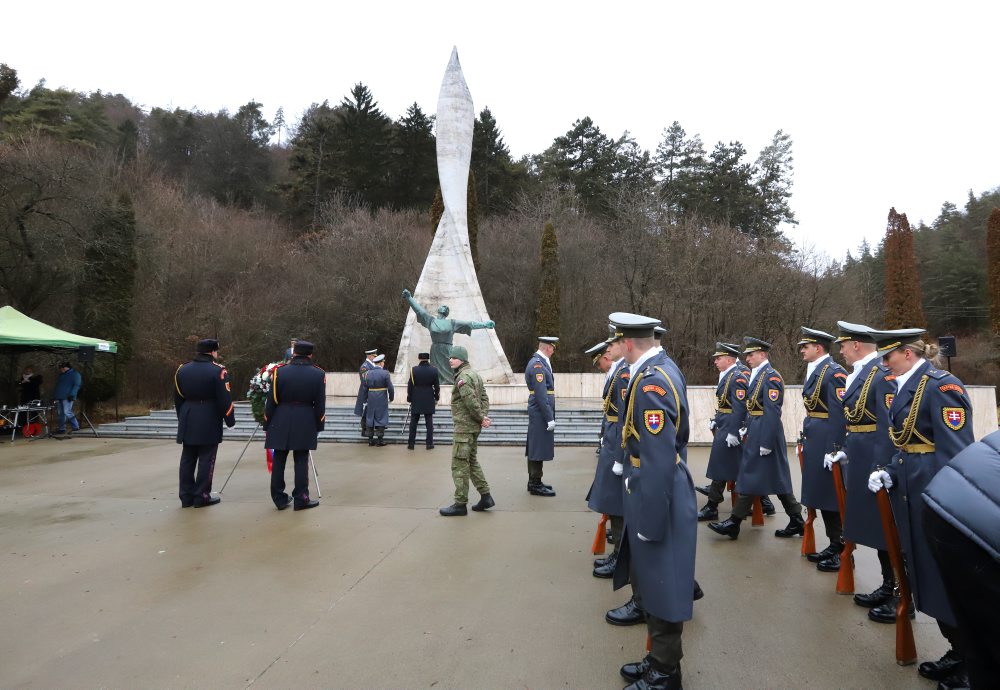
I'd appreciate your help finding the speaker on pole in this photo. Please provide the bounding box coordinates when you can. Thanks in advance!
[78,346,96,363]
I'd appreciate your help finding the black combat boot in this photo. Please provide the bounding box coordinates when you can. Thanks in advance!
[918,649,964,681]
[697,501,719,521]
[868,596,915,623]
[695,484,710,497]
[470,494,495,512]
[438,503,467,517]
[527,482,556,497]
[936,667,970,689]
[853,581,894,608]
[807,542,843,563]
[774,514,805,538]
[624,663,682,690]
[760,495,776,516]
[620,655,651,682]
[592,551,617,578]
[605,597,645,626]
[708,516,742,540]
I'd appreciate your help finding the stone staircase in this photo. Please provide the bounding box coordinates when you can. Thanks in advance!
[97,402,605,446]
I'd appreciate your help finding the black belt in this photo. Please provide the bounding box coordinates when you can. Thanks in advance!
[185,399,212,404]
[280,401,314,406]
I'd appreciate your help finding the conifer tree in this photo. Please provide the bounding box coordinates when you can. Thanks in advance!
[534,222,561,337]
[883,207,926,329]
[988,208,1000,334]
[430,186,444,235]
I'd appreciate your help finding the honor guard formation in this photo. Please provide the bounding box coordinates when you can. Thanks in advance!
[171,313,997,689]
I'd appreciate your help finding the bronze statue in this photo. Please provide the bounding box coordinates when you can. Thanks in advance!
[402,289,495,384]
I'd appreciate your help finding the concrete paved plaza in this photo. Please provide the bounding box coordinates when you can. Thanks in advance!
[1,437,945,688]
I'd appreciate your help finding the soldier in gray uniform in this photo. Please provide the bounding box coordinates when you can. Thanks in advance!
[831,322,900,618]
[586,338,626,578]
[867,328,973,688]
[708,337,805,541]
[697,342,749,521]
[439,345,494,517]
[608,313,696,690]
[354,348,378,436]
[797,327,850,571]
[361,354,394,446]
[525,336,558,496]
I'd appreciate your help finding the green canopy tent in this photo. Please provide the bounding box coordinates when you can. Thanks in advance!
[0,306,119,429]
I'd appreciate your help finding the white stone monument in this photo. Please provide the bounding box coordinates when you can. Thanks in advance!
[394,48,515,384]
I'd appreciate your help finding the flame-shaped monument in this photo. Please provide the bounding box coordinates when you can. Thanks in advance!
[394,48,514,384]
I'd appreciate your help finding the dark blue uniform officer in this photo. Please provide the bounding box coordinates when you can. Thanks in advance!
[525,336,558,496]
[174,338,236,508]
[362,355,394,446]
[354,348,378,436]
[406,352,440,450]
[608,313,696,690]
[797,326,849,570]
[867,329,974,685]
[264,340,326,510]
[698,342,749,521]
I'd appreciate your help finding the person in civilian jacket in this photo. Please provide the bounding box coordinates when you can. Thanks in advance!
[406,352,440,450]
[924,429,1000,688]
[867,329,974,690]
[173,338,236,508]
[52,361,82,435]
[264,340,325,511]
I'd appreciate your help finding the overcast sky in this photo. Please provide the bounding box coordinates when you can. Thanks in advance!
[7,1,997,258]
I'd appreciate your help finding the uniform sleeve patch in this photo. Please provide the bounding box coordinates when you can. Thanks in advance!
[942,407,966,431]
[457,378,466,387]
[884,375,896,382]
[621,388,628,401]
[768,389,779,401]
[836,387,845,401]
[885,393,894,409]
[642,384,666,396]
[535,373,544,382]
[621,371,631,379]
[939,383,965,395]
[644,410,664,434]
[833,372,848,380]
[225,382,231,392]
[735,389,746,400]
[533,364,543,369]
[735,378,747,385]
[768,376,781,383]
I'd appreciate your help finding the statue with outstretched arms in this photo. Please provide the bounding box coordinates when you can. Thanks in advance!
[402,288,495,384]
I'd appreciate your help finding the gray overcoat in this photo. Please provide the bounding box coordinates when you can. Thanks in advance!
[362,367,394,428]
[706,364,749,483]
[525,353,555,461]
[587,359,628,516]
[736,364,794,496]
[799,356,848,512]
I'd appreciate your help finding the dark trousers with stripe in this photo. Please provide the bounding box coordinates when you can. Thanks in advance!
[179,444,218,505]
[270,449,310,507]
[407,413,434,448]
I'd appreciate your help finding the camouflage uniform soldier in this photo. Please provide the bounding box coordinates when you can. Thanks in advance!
[439,345,495,517]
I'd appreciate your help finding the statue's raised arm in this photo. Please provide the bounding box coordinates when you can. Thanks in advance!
[401,288,497,384]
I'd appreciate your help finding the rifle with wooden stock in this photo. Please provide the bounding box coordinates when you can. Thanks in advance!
[875,486,917,665]
[798,433,817,554]
[592,513,608,555]
[830,450,854,594]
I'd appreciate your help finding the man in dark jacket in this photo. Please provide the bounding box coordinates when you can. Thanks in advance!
[174,339,236,507]
[406,352,440,450]
[924,430,1000,688]
[264,340,325,510]
[52,362,82,436]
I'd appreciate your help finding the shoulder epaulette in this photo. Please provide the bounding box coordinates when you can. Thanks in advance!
[884,374,896,381]
[926,368,948,380]
[833,371,848,379]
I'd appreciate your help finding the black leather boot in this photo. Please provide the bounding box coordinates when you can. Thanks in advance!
[695,484,710,497]
[918,649,964,681]
[624,663,682,690]
[935,667,970,689]
[438,503,467,517]
[527,482,556,497]
[593,551,617,578]
[760,495,776,516]
[606,528,616,544]
[807,542,843,563]
[470,494,495,511]
[774,514,805,538]
[708,516,741,539]
[697,501,719,521]
[868,596,915,623]
[853,581,893,608]
[620,656,650,682]
[605,597,645,626]
[693,579,704,601]
[817,553,843,572]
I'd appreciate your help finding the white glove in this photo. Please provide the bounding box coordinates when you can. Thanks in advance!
[738,427,748,441]
[612,461,624,476]
[546,420,556,432]
[868,470,893,493]
[708,420,717,431]
[637,533,651,542]
[624,476,630,492]
[759,447,772,456]
[725,433,740,448]
[823,451,846,470]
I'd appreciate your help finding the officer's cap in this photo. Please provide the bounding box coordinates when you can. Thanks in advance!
[712,342,741,358]
[449,345,469,362]
[797,326,836,349]
[418,352,430,360]
[835,321,876,344]
[868,328,927,356]
[537,336,559,347]
[653,326,667,340]
[584,341,608,365]
[196,338,220,354]
[364,348,378,355]
[293,340,314,356]
[608,312,661,340]
[742,336,771,354]
[372,353,385,363]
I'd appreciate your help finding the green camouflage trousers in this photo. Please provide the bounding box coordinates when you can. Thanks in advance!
[452,431,490,503]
